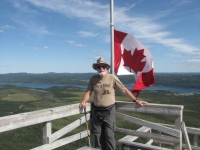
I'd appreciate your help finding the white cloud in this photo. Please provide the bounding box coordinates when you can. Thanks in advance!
[93,50,107,55]
[26,0,110,27]
[188,60,200,63]
[19,0,199,54]
[74,44,87,47]
[167,54,183,58]
[66,40,86,47]
[173,0,194,6]
[193,50,200,56]
[0,25,15,29]
[44,46,48,49]
[78,31,98,37]
[5,25,15,29]
[32,47,38,50]
[66,40,76,44]
[23,23,49,35]
[10,1,49,36]
[0,25,14,33]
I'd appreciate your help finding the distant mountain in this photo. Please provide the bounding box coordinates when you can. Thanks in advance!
[0,72,200,88]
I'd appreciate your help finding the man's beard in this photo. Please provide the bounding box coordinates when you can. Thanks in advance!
[98,71,107,77]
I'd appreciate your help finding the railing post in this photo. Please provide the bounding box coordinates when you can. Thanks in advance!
[43,121,52,144]
[194,135,198,146]
[174,108,183,150]
[181,121,192,150]
[158,131,162,147]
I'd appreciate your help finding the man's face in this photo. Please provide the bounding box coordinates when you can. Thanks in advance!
[97,65,107,76]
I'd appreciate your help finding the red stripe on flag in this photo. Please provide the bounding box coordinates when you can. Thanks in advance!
[114,29,127,73]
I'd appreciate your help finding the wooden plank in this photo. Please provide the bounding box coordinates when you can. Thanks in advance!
[0,110,51,126]
[155,137,200,150]
[119,126,151,142]
[77,146,99,150]
[0,103,91,126]
[146,139,153,145]
[116,101,183,110]
[182,144,200,150]
[49,114,90,143]
[116,127,179,144]
[116,112,180,138]
[160,123,200,135]
[153,140,174,146]
[115,101,183,116]
[187,127,200,135]
[194,135,198,146]
[181,121,192,150]
[118,139,171,150]
[0,105,69,125]
[154,140,200,150]
[31,130,88,150]
[174,116,182,150]
[148,132,200,150]
[0,105,90,133]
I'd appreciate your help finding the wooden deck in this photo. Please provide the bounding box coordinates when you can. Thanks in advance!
[0,102,199,150]
[77,146,100,150]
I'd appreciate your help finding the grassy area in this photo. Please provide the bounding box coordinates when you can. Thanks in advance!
[0,85,199,149]
[2,93,41,102]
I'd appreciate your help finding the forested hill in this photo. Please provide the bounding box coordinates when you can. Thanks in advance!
[0,73,200,88]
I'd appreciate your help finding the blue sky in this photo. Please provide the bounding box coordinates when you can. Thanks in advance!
[0,0,200,74]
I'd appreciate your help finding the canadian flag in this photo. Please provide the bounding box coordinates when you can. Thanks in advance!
[114,29,155,96]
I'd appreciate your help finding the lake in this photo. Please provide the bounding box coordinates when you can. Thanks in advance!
[0,82,199,94]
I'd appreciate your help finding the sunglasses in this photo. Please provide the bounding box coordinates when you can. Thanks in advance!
[97,66,106,69]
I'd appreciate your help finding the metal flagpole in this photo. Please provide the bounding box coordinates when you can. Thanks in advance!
[110,0,114,74]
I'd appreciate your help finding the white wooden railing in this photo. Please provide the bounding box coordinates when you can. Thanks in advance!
[0,102,199,150]
[115,102,200,150]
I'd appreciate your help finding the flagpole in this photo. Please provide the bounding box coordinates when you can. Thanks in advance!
[110,0,114,74]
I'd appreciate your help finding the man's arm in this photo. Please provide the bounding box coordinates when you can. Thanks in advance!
[121,87,148,106]
[79,90,92,108]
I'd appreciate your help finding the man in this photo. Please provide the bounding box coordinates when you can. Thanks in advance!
[79,58,148,150]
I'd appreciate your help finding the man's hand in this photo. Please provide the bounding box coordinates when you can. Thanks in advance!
[136,100,148,106]
[79,91,92,108]
[79,102,86,108]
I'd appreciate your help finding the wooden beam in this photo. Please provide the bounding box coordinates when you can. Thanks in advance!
[194,135,198,146]
[0,103,91,133]
[77,146,98,150]
[181,121,192,150]
[0,103,91,126]
[118,140,171,150]
[116,112,180,138]
[160,123,200,135]
[116,127,179,144]
[187,127,200,135]
[115,101,183,116]
[182,144,200,150]
[118,126,151,142]
[30,130,88,150]
[49,114,90,143]
[146,139,153,145]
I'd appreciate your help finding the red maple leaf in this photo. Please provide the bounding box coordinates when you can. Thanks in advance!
[122,48,146,74]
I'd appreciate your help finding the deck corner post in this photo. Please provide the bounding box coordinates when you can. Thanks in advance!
[43,121,52,144]
[174,109,183,150]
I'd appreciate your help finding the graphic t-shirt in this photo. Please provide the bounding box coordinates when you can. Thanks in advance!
[87,74,124,107]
